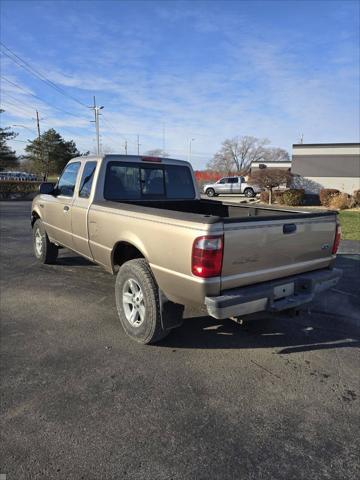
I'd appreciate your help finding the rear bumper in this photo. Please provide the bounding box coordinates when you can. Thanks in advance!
[205,268,342,320]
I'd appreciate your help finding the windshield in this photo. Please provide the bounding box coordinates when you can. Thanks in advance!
[104,162,196,201]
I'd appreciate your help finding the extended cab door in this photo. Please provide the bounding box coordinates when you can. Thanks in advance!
[71,160,98,259]
[44,162,80,249]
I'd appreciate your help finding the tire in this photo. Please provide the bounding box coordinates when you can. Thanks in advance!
[115,259,169,344]
[244,188,255,198]
[32,219,58,264]
[206,188,215,197]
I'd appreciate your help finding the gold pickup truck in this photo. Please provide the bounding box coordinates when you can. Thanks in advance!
[31,154,342,344]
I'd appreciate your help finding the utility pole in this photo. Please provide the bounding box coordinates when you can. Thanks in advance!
[162,122,166,156]
[90,96,104,156]
[188,138,195,163]
[35,110,46,180]
[36,110,41,140]
[137,134,141,156]
[124,140,128,155]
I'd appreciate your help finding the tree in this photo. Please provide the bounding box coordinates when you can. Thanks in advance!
[145,148,169,157]
[262,147,290,163]
[0,110,19,171]
[25,129,81,178]
[250,168,291,204]
[207,136,269,174]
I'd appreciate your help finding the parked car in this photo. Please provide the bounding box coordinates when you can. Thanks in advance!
[0,171,39,181]
[203,176,261,197]
[31,154,342,344]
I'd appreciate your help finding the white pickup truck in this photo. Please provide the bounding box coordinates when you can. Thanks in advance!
[203,176,261,197]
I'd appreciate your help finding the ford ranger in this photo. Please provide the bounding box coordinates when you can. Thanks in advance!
[31,155,342,344]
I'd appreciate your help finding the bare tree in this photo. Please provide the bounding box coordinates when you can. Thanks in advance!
[250,169,291,204]
[262,147,290,163]
[207,136,269,174]
[206,151,235,174]
[145,148,169,157]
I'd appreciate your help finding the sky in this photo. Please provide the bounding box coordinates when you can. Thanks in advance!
[1,0,359,169]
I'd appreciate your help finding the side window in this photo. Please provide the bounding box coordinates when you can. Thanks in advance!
[228,178,237,184]
[219,178,226,184]
[57,162,80,197]
[79,161,97,198]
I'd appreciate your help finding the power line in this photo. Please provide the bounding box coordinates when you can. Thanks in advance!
[1,76,89,120]
[0,42,89,108]
[1,98,35,116]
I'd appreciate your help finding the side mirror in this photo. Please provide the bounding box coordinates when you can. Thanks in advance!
[39,182,56,195]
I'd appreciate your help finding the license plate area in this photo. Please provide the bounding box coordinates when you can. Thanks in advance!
[273,282,294,299]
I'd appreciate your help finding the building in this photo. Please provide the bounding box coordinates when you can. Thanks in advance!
[291,143,360,194]
[250,160,292,171]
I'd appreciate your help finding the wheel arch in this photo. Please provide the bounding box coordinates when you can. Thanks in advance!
[31,208,42,228]
[111,240,146,273]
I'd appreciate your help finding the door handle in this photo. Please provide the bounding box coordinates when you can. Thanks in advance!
[63,205,70,212]
[283,223,296,234]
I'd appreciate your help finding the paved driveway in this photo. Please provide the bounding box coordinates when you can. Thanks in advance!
[1,202,359,480]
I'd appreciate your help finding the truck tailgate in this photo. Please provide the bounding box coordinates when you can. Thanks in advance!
[221,213,337,291]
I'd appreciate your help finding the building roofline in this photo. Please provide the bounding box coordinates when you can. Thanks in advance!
[251,160,291,163]
[293,143,360,148]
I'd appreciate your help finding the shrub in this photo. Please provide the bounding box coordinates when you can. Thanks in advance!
[329,193,351,210]
[0,181,40,199]
[319,188,340,206]
[273,190,284,203]
[351,189,360,207]
[260,191,269,203]
[280,189,305,206]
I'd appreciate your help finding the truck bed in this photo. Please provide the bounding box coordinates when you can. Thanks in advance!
[111,198,334,223]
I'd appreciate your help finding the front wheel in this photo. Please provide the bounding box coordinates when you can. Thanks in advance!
[206,188,215,197]
[115,259,169,344]
[244,188,255,198]
[33,219,58,264]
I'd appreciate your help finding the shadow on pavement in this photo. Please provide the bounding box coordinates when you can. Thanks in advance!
[160,313,359,353]
[56,254,96,267]
[161,254,360,353]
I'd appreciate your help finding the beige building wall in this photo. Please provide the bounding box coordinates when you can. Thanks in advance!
[292,143,360,194]
[297,176,360,194]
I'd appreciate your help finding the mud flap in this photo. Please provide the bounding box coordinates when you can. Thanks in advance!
[159,290,184,331]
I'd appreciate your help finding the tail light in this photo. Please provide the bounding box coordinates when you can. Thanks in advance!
[192,235,223,277]
[332,224,341,254]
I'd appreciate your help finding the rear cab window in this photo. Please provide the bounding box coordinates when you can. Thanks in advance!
[104,162,195,201]
[79,161,97,198]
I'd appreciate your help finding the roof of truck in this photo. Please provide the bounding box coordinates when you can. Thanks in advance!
[69,154,191,167]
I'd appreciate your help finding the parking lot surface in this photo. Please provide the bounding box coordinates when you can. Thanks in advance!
[1,201,359,480]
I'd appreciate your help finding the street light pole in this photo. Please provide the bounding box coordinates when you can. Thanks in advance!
[188,138,195,162]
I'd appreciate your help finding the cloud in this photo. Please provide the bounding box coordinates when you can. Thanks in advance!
[2,1,359,167]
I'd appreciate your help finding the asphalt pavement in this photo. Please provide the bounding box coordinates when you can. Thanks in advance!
[1,201,359,480]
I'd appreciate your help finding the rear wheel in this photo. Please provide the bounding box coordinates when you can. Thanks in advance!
[206,188,215,197]
[244,188,255,198]
[33,219,58,264]
[115,259,169,344]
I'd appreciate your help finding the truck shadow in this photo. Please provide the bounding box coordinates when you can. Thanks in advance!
[56,254,96,267]
[161,255,360,353]
[161,313,359,353]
